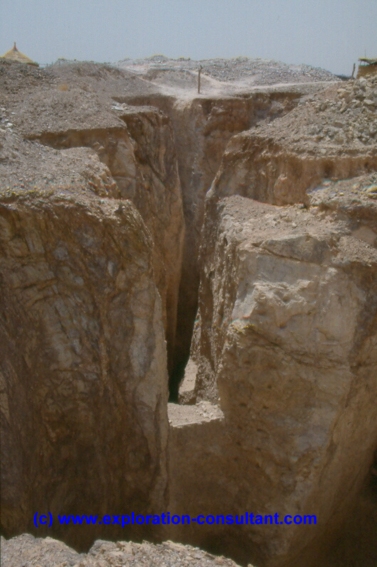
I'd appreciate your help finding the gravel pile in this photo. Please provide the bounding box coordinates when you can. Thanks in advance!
[308,75,377,145]
[118,55,339,85]
[0,58,51,92]
[254,74,377,151]
[1,535,245,567]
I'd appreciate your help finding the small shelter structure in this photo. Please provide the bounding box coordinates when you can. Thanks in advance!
[357,57,377,79]
[1,42,38,66]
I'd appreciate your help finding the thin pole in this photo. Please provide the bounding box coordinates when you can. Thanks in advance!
[198,65,203,94]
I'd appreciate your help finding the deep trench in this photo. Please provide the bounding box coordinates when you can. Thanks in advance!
[30,122,198,403]
[169,354,190,401]
[24,94,377,567]
[33,91,302,403]
[116,91,303,403]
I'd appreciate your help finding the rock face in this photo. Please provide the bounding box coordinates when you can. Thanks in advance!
[1,534,244,567]
[211,76,377,206]
[186,177,377,565]
[167,402,252,563]
[1,59,377,567]
[26,107,184,374]
[122,92,303,390]
[0,132,169,547]
[0,60,184,372]
[169,76,377,566]
[168,95,301,381]
[167,78,377,567]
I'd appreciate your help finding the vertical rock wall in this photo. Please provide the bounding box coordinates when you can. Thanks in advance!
[28,106,184,373]
[0,195,169,549]
[122,92,301,388]
[184,190,377,565]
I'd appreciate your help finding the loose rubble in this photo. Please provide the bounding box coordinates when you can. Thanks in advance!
[1,535,245,567]
[118,55,339,86]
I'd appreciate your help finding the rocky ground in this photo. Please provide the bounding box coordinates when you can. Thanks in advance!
[251,75,377,150]
[118,55,339,93]
[209,75,377,208]
[1,535,245,567]
[1,56,376,567]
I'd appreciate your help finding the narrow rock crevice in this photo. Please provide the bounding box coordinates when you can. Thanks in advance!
[116,91,303,396]
[30,91,303,401]
[27,109,185,377]
[2,60,377,567]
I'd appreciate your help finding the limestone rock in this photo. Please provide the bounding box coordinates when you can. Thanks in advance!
[1,56,377,567]
[189,180,377,564]
[1,60,185,372]
[125,93,301,385]
[167,402,246,562]
[169,95,299,374]
[27,111,184,374]
[0,184,169,548]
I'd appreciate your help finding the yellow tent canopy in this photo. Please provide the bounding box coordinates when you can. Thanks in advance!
[357,56,377,79]
[359,57,377,65]
[1,42,38,66]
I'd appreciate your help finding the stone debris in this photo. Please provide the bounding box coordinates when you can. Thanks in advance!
[259,74,377,149]
[118,55,338,86]
[168,400,224,427]
[1,535,244,567]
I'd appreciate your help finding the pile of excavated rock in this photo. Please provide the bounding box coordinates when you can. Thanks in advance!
[118,55,339,85]
[1,535,245,567]
[251,75,377,151]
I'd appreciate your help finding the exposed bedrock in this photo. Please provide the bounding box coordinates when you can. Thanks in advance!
[122,92,302,390]
[211,134,377,206]
[167,402,248,561]
[173,179,377,566]
[27,106,184,373]
[2,61,377,567]
[210,78,377,207]
[0,190,169,549]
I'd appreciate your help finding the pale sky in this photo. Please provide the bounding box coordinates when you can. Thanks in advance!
[1,0,376,75]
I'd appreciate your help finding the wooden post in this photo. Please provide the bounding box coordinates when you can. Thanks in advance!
[198,65,203,94]
[351,63,356,79]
